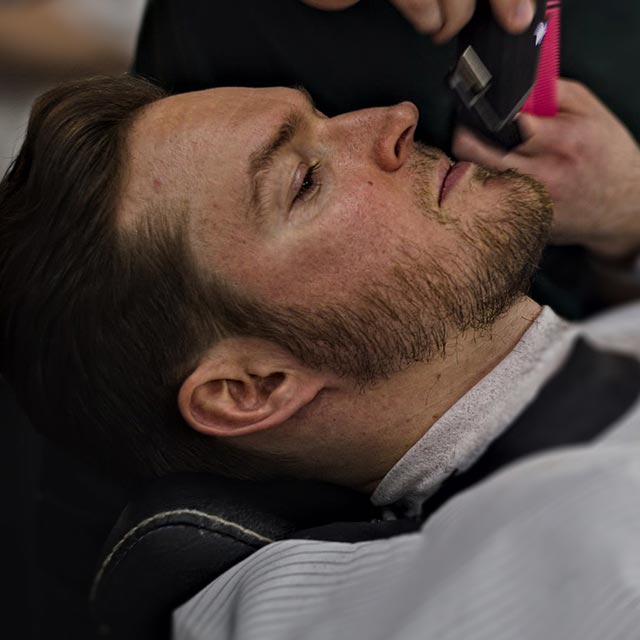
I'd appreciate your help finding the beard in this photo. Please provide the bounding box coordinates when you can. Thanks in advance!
[231,144,553,386]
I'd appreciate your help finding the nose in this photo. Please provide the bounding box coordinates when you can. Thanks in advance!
[328,101,419,172]
[372,101,419,172]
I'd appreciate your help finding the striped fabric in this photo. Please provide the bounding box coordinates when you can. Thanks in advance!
[174,302,640,639]
[174,439,640,639]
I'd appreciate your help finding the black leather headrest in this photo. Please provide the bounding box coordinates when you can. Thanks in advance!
[90,472,384,640]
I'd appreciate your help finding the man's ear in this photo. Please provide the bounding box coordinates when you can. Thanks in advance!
[178,337,327,438]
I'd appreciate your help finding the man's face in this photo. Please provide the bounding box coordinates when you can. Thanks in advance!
[122,87,551,382]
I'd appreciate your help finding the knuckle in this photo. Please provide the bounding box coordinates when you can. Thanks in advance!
[566,79,590,101]
[560,126,585,157]
[572,80,589,96]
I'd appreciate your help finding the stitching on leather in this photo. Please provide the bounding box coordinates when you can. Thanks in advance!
[90,508,274,604]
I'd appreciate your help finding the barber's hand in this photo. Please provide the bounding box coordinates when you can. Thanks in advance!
[453,79,640,262]
[300,1,535,43]
[389,0,535,42]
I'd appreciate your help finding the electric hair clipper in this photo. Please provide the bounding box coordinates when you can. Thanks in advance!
[448,0,555,149]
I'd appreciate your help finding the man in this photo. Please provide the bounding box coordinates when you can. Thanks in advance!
[2,65,639,483]
[0,72,545,480]
[2,73,640,639]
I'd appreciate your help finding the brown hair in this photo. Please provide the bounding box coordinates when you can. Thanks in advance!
[0,75,286,481]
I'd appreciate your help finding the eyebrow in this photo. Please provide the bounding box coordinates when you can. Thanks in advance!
[294,85,317,111]
[246,87,316,221]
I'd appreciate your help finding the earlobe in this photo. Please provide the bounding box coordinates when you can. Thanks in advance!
[177,340,326,439]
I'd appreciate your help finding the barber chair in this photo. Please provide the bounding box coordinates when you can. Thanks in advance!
[90,473,421,640]
[2,371,415,640]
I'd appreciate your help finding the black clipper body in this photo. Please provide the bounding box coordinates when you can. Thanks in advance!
[449,0,548,149]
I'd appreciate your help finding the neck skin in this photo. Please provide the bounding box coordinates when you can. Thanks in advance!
[243,296,543,494]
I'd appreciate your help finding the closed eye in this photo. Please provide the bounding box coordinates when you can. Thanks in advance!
[293,162,321,205]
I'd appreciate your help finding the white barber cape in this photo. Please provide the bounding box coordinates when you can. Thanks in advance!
[173,302,640,640]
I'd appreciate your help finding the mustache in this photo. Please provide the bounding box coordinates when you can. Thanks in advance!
[408,142,449,217]
[410,141,548,201]
[411,141,446,170]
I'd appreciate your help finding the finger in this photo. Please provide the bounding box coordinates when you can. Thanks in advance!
[431,0,475,44]
[490,0,535,33]
[556,78,603,116]
[452,126,533,173]
[392,0,443,34]
[514,112,564,155]
[452,126,512,169]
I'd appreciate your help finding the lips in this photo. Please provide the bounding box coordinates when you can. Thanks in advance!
[438,161,472,206]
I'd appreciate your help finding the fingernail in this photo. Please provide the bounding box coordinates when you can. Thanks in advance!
[512,0,534,28]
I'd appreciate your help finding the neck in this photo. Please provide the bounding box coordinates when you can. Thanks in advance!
[297,296,542,493]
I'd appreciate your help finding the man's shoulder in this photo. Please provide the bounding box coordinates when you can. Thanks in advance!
[580,300,640,359]
[173,441,640,640]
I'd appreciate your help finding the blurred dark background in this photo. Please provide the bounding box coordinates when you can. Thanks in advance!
[0,2,145,636]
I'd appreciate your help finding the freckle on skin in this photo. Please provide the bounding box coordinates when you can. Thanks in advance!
[367,181,373,186]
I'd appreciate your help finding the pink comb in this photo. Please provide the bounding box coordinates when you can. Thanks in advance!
[521,0,561,116]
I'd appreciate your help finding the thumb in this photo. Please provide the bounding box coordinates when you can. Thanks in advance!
[515,112,563,155]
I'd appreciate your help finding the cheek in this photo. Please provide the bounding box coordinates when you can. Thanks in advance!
[243,181,413,306]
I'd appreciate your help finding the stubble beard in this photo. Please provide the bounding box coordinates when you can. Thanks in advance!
[238,144,553,386]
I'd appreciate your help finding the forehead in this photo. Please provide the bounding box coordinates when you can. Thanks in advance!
[118,86,300,228]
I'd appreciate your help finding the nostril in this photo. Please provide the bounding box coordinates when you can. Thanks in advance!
[395,126,413,158]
